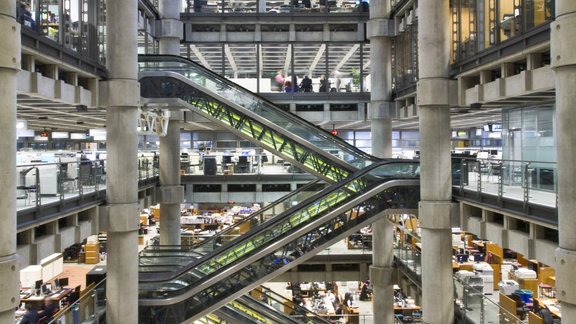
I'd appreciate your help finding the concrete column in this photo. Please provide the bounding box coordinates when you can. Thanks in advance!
[159,118,183,245]
[0,3,21,322]
[367,0,395,322]
[551,2,576,319]
[416,0,454,323]
[104,0,140,323]
[158,0,184,246]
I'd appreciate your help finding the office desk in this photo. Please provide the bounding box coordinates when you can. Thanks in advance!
[534,298,561,318]
[394,304,421,314]
[20,288,72,309]
[343,305,359,324]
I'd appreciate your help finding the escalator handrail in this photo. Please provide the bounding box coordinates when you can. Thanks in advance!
[234,295,304,324]
[257,286,332,323]
[139,159,418,283]
[139,70,358,179]
[193,179,325,250]
[138,54,378,164]
[137,180,325,274]
[139,178,419,308]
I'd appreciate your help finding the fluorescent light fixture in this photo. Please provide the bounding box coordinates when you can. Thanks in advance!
[51,132,70,139]
[17,129,35,137]
[89,128,106,136]
[16,120,27,130]
[93,134,106,141]
[71,133,87,140]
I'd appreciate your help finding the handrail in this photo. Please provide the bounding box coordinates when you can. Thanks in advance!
[139,54,376,161]
[140,159,418,282]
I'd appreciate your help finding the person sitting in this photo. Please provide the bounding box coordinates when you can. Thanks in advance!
[38,298,58,322]
[19,304,40,324]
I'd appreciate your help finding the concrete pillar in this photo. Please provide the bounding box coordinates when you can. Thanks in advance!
[0,3,21,322]
[104,0,140,323]
[551,2,576,319]
[416,0,454,323]
[22,54,34,71]
[501,62,515,78]
[367,0,395,322]
[158,0,184,246]
[159,118,183,245]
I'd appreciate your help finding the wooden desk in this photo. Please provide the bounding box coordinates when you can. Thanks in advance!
[20,288,72,310]
[394,304,421,315]
[534,298,561,318]
[343,305,359,324]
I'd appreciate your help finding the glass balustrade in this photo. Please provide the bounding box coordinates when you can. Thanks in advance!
[47,278,106,324]
[455,157,557,209]
[16,157,159,213]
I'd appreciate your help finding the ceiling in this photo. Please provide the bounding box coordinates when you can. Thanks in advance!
[17,42,504,134]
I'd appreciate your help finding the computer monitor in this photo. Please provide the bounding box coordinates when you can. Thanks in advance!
[41,284,51,295]
[55,277,69,288]
[34,280,43,290]
[59,277,69,287]
[456,254,469,263]
[472,253,485,262]
[222,155,232,164]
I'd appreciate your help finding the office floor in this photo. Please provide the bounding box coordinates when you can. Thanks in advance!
[263,281,375,324]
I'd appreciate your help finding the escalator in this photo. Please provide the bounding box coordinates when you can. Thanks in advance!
[138,54,379,183]
[138,161,420,323]
[139,180,328,275]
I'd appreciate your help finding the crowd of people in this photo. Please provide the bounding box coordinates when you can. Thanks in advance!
[273,70,345,93]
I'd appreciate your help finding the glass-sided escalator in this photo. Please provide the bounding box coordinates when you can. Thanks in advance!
[139,180,328,275]
[138,54,379,183]
[138,161,420,323]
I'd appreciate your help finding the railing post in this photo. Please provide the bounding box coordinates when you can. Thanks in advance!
[476,160,482,196]
[497,161,503,203]
[58,163,65,201]
[523,162,530,208]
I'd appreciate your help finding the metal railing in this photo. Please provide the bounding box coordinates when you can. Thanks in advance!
[47,279,106,324]
[16,156,159,212]
[456,157,557,209]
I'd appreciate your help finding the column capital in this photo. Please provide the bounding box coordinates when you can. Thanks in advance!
[551,14,576,69]
[369,101,395,119]
[156,18,184,40]
[0,16,20,71]
[0,254,19,311]
[369,265,394,286]
[158,185,184,204]
[417,78,457,107]
[100,79,140,108]
[419,200,452,229]
[106,203,140,232]
[367,18,395,38]
[555,247,576,304]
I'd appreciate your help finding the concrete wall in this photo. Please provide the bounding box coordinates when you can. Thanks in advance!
[34,236,56,263]
[17,70,92,106]
[59,227,77,250]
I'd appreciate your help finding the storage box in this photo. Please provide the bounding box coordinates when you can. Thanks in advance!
[85,256,99,264]
[514,289,533,303]
[85,243,99,253]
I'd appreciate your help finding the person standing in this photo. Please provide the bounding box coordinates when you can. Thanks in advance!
[300,75,313,92]
[274,70,285,92]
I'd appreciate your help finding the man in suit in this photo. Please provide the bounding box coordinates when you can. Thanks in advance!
[19,304,40,324]
[38,298,58,322]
